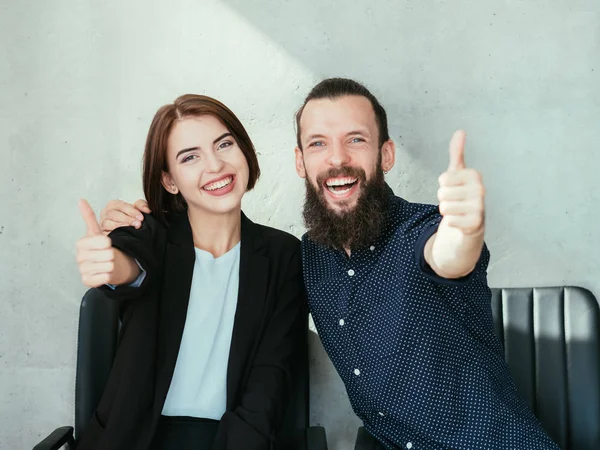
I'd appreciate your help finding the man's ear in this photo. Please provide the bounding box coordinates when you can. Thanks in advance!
[381,139,396,173]
[294,147,306,178]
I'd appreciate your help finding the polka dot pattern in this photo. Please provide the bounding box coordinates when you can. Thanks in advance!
[302,190,559,450]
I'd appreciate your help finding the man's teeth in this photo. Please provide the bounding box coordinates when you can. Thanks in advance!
[327,185,352,195]
[325,177,357,195]
[326,177,357,187]
[204,176,233,191]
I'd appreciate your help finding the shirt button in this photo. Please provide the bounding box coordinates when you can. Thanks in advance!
[369,245,375,251]
[347,269,355,276]
[354,368,361,376]
[406,443,413,449]
[339,319,345,326]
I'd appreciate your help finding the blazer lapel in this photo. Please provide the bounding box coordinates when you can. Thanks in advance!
[226,213,269,409]
[153,212,196,416]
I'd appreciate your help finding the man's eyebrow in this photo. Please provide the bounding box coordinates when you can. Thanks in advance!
[306,134,327,141]
[346,129,370,136]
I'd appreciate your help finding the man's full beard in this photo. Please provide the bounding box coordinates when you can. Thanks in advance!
[302,164,389,250]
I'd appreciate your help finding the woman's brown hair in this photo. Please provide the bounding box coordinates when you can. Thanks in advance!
[143,94,260,224]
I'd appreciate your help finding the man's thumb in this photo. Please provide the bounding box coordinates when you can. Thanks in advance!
[448,130,467,172]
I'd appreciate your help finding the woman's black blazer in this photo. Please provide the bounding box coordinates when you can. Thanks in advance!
[76,211,306,450]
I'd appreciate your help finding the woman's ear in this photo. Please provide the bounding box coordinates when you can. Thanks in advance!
[161,171,179,195]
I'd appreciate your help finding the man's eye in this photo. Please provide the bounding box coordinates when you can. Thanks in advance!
[309,141,324,147]
[351,137,365,143]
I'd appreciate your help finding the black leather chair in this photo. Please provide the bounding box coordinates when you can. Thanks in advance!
[354,286,600,450]
[33,288,328,450]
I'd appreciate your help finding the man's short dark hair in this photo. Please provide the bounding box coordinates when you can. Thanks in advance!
[295,78,390,149]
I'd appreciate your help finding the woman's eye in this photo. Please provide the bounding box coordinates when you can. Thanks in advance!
[218,141,233,150]
[182,154,197,163]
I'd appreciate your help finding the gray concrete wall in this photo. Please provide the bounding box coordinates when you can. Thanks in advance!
[1,1,598,448]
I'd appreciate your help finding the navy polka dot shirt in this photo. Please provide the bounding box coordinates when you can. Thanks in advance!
[302,186,558,450]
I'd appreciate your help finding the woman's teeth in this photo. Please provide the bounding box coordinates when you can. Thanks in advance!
[204,176,233,191]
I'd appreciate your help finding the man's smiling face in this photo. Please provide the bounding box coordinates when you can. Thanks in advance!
[295,95,394,214]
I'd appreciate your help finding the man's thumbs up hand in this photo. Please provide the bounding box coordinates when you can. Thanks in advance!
[437,130,485,235]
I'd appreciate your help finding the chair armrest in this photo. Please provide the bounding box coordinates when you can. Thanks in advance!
[307,425,328,450]
[354,426,379,450]
[32,426,75,450]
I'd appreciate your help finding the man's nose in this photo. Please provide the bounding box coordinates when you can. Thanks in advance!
[327,142,350,167]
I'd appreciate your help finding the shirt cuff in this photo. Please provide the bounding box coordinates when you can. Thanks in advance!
[415,222,474,286]
[105,258,147,290]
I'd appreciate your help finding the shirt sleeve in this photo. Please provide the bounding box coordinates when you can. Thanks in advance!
[96,212,162,301]
[105,258,147,290]
[413,205,489,287]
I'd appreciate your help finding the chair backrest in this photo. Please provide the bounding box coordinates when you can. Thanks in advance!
[490,286,600,450]
[74,289,310,448]
[74,289,120,438]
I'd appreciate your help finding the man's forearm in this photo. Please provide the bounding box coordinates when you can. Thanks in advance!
[425,221,485,279]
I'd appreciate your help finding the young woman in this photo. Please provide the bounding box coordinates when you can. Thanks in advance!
[75,94,306,450]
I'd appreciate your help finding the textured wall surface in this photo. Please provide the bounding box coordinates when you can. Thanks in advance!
[1,1,598,448]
